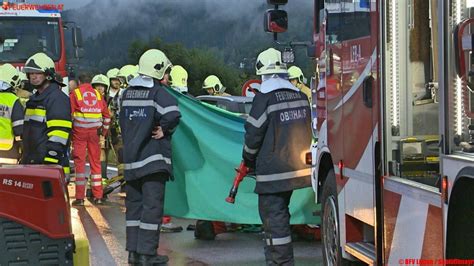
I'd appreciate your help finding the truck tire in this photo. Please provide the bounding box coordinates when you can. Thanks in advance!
[321,169,350,266]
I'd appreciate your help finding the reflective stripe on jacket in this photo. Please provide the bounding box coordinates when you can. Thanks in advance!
[22,83,71,167]
[0,91,23,159]
[120,78,180,181]
[243,80,312,194]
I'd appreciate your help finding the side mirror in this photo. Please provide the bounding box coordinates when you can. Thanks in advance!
[72,27,83,48]
[267,0,288,5]
[264,9,288,33]
[74,48,84,59]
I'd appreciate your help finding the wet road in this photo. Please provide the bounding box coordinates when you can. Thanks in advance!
[70,166,324,265]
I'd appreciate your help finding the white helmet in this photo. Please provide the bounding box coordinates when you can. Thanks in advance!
[138,49,172,80]
[170,65,188,93]
[255,48,287,76]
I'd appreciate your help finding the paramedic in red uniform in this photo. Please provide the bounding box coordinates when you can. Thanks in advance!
[71,73,111,205]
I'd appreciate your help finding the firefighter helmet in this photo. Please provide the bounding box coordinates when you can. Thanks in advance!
[91,74,110,88]
[288,66,306,84]
[23,53,65,86]
[170,65,188,93]
[118,65,139,84]
[24,53,55,75]
[106,68,120,80]
[138,49,172,80]
[0,63,20,89]
[19,72,27,82]
[255,48,287,76]
[203,75,225,94]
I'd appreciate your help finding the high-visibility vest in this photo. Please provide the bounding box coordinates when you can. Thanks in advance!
[72,87,108,129]
[0,92,19,151]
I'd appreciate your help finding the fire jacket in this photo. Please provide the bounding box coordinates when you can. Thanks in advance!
[243,77,312,194]
[70,84,110,135]
[0,90,24,163]
[22,82,72,168]
[119,76,181,181]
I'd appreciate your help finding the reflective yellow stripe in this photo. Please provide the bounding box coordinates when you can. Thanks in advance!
[95,90,102,101]
[25,108,46,116]
[0,124,15,151]
[0,93,17,151]
[73,112,102,119]
[44,157,59,163]
[0,138,14,150]
[63,167,70,174]
[75,89,82,101]
[47,130,69,139]
[0,158,18,164]
[47,120,72,128]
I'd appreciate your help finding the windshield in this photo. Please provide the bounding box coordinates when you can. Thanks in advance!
[0,17,61,63]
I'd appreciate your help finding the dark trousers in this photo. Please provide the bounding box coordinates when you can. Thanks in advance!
[259,191,294,266]
[125,172,167,255]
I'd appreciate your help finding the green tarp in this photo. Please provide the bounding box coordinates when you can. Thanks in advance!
[164,89,320,224]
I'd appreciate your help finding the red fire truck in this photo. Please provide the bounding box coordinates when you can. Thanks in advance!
[267,0,474,264]
[0,1,82,94]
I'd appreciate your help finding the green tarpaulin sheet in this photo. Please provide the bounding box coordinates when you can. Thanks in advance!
[164,89,320,225]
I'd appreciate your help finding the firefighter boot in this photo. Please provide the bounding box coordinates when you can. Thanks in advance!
[71,199,85,206]
[128,251,139,265]
[138,254,169,265]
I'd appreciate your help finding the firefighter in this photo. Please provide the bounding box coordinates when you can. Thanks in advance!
[169,65,189,94]
[70,73,111,206]
[22,52,72,181]
[91,74,111,181]
[202,75,231,96]
[91,74,109,97]
[0,64,24,164]
[105,68,125,181]
[117,64,139,89]
[242,48,312,265]
[15,72,32,107]
[288,66,312,102]
[120,49,180,265]
[106,68,121,107]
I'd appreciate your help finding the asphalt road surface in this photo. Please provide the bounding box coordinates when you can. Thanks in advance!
[70,166,324,266]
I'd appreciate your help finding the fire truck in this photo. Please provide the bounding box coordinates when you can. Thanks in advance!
[0,2,88,265]
[0,0,83,94]
[266,0,474,264]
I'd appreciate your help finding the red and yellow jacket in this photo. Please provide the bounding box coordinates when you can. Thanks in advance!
[70,84,110,135]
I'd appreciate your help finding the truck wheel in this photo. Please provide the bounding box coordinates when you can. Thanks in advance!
[321,169,348,265]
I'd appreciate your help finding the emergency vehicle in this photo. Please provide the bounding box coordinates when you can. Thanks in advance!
[266,0,474,264]
[0,0,82,94]
[0,2,88,264]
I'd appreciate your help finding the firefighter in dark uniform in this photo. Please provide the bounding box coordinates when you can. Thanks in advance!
[22,53,72,181]
[120,49,180,265]
[0,64,24,164]
[242,48,312,265]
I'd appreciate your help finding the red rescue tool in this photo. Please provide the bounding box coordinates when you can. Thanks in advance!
[225,161,249,204]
